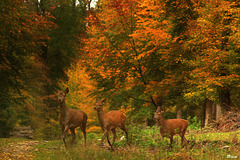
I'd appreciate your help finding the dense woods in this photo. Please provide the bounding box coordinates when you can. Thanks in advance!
[0,0,239,138]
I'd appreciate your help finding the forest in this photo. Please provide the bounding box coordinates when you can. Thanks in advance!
[0,0,240,159]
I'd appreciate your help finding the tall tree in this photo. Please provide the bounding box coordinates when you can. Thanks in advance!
[35,0,88,138]
[82,0,240,125]
[0,0,55,137]
[183,0,240,125]
[82,0,178,123]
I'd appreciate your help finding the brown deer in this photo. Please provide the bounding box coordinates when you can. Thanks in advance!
[94,99,131,151]
[153,107,188,147]
[57,87,88,148]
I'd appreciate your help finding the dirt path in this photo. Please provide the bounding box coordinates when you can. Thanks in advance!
[0,140,42,160]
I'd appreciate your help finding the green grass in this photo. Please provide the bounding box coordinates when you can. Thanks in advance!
[189,130,240,142]
[0,128,239,160]
[31,134,239,160]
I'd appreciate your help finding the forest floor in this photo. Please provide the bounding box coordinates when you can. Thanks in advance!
[0,130,239,160]
[0,139,46,160]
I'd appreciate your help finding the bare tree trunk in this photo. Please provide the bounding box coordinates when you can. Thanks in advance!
[144,117,148,127]
[176,109,182,119]
[201,105,205,128]
[215,103,222,120]
[204,99,213,127]
[219,87,231,111]
[212,103,216,121]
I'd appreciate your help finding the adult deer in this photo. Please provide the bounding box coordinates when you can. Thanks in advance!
[94,99,131,151]
[57,87,88,148]
[153,107,188,147]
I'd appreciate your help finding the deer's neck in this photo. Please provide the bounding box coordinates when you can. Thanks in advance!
[97,109,105,130]
[158,116,166,128]
[59,101,68,116]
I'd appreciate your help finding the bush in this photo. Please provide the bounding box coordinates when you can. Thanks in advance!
[187,116,201,130]
[0,107,17,137]
[114,125,160,148]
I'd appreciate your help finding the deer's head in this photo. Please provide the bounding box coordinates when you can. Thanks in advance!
[57,87,69,103]
[94,98,106,112]
[153,107,164,121]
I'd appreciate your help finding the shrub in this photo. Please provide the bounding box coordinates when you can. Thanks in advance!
[187,116,201,130]
[114,125,160,148]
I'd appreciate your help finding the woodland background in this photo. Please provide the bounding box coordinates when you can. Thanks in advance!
[0,0,239,139]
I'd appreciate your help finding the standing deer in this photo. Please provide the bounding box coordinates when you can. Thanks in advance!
[57,87,88,148]
[153,107,188,147]
[94,99,131,151]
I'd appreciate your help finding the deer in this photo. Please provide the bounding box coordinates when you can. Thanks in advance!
[153,107,188,147]
[94,98,131,151]
[57,87,88,149]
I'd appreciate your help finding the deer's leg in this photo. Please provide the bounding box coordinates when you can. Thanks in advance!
[182,130,188,146]
[184,136,188,146]
[101,129,106,146]
[102,130,114,151]
[180,135,187,146]
[180,136,184,146]
[105,130,114,151]
[62,125,69,148]
[169,136,173,148]
[121,126,131,146]
[111,129,116,146]
[58,126,64,149]
[70,128,76,147]
[81,124,87,146]
[179,131,187,146]
[58,125,69,149]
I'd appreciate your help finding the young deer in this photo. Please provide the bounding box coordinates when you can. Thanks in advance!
[57,87,88,148]
[94,99,131,151]
[153,107,188,147]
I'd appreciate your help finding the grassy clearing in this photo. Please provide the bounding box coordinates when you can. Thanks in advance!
[193,130,240,142]
[0,128,239,160]
[32,127,239,160]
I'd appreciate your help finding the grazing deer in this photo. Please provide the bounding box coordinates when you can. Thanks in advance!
[94,99,131,151]
[153,107,188,147]
[57,87,88,148]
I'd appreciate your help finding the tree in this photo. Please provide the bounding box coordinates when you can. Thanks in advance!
[32,0,89,138]
[0,0,55,137]
[59,62,100,131]
[82,0,178,123]
[183,0,240,125]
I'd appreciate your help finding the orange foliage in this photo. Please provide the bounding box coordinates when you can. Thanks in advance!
[83,0,173,90]
[183,0,240,101]
[60,63,97,124]
[87,126,102,133]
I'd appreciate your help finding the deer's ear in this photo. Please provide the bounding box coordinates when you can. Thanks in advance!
[101,98,107,104]
[162,107,166,112]
[56,89,61,95]
[156,106,161,112]
[64,87,69,94]
[96,98,100,103]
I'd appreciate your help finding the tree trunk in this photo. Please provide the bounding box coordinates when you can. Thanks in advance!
[215,103,222,120]
[204,99,213,127]
[176,109,182,119]
[219,87,231,111]
[201,104,205,128]
[212,103,216,121]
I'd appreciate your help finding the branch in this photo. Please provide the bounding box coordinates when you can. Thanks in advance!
[129,96,152,103]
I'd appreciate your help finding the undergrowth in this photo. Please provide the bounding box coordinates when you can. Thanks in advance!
[0,124,239,160]
[30,125,240,160]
